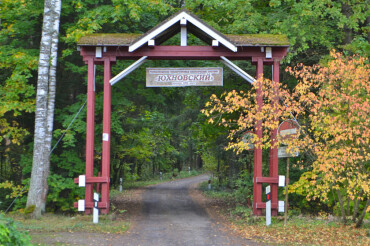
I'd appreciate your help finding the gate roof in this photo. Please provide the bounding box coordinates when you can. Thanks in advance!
[77,9,289,50]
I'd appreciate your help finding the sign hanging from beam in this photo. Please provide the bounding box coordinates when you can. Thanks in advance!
[146,67,223,87]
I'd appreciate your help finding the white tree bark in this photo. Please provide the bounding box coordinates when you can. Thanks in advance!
[27,0,61,218]
[42,0,62,213]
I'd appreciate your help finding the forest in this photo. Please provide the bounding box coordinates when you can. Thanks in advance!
[0,0,369,228]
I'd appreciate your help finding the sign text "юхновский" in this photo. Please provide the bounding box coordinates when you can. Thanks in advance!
[146,67,223,87]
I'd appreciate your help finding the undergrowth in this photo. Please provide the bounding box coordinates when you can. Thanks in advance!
[199,181,370,246]
[0,213,32,246]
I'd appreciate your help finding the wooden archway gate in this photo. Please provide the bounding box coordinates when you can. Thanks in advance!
[74,9,289,216]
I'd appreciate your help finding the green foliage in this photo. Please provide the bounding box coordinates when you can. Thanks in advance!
[0,181,27,212]
[1,0,369,216]
[233,170,253,204]
[0,0,40,145]
[47,174,83,212]
[187,0,369,63]
[0,213,32,246]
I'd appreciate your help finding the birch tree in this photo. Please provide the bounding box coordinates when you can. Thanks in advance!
[26,0,62,218]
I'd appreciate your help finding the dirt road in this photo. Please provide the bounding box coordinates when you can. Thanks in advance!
[34,175,259,245]
[121,174,255,246]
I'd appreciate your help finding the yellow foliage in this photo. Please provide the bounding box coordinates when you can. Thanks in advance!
[202,51,369,204]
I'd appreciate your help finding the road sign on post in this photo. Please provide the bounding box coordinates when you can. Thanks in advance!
[277,119,300,145]
[241,131,254,150]
[278,146,299,158]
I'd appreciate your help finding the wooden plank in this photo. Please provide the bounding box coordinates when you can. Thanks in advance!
[74,176,109,184]
[74,202,108,209]
[256,202,278,209]
[256,202,289,209]
[81,46,288,61]
[256,177,279,184]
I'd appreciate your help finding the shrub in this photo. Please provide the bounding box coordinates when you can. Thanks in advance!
[0,213,32,246]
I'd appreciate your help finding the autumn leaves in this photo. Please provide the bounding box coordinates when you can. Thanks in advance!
[202,52,369,226]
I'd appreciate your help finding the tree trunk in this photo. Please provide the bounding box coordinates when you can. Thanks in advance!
[41,0,61,213]
[26,0,61,218]
[355,197,370,228]
[346,197,350,217]
[367,16,370,43]
[352,190,363,222]
[341,3,353,45]
[336,189,347,223]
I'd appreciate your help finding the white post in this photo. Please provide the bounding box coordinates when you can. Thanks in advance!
[119,178,123,192]
[160,171,162,180]
[180,18,187,46]
[208,179,211,190]
[266,185,271,226]
[93,193,99,224]
[188,166,191,175]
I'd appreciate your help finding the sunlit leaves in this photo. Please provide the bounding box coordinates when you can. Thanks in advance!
[289,51,369,206]
[203,51,369,223]
[202,77,301,154]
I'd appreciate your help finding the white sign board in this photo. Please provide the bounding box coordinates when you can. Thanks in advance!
[279,201,285,212]
[146,67,223,87]
[102,133,109,142]
[279,175,285,187]
[78,175,86,187]
[280,128,297,136]
[78,200,85,212]
[278,146,299,158]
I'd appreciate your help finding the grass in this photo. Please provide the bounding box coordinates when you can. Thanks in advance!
[5,169,204,243]
[200,181,370,246]
[9,213,129,234]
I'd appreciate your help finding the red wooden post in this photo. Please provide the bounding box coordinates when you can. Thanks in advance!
[85,57,95,214]
[96,172,101,193]
[101,58,112,214]
[253,58,263,216]
[270,60,280,216]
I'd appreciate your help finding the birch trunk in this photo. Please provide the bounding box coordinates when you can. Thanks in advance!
[42,0,62,213]
[26,0,61,218]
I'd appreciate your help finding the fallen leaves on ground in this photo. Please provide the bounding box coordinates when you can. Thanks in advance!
[195,186,369,246]
[231,220,369,246]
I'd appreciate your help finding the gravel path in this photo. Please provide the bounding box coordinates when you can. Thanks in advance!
[33,175,259,245]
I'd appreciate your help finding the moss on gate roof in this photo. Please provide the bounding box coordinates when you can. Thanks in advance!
[78,33,289,47]
[78,33,142,46]
[225,34,289,47]
[77,9,289,47]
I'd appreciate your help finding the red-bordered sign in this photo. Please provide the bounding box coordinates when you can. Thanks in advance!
[277,119,300,145]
